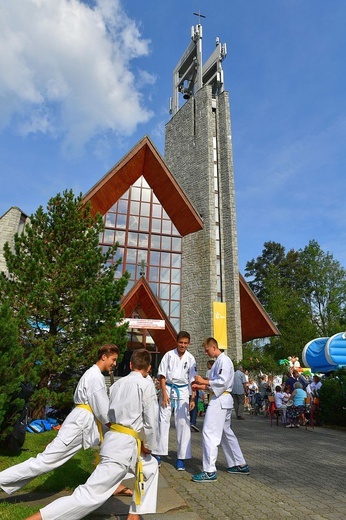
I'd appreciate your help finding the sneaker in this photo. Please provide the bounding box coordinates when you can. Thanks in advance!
[286,424,293,428]
[176,459,185,471]
[192,471,217,482]
[191,424,200,432]
[295,424,300,428]
[227,464,250,475]
[153,455,161,468]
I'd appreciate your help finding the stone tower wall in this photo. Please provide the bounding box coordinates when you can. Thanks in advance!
[165,86,242,366]
[0,207,27,275]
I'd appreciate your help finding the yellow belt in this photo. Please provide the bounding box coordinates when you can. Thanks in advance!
[110,423,143,506]
[76,404,103,464]
[209,391,230,398]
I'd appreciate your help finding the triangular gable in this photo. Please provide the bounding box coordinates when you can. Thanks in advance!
[121,277,177,354]
[81,135,279,345]
[239,273,280,343]
[82,136,203,237]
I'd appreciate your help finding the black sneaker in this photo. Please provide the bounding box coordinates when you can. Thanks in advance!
[191,424,200,432]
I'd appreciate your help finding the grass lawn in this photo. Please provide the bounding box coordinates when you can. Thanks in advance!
[0,430,96,519]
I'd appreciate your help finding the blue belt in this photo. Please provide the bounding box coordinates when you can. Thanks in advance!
[166,383,188,409]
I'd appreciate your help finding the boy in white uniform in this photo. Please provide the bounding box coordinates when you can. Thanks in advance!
[25,348,159,520]
[153,331,197,471]
[191,337,249,482]
[0,344,127,495]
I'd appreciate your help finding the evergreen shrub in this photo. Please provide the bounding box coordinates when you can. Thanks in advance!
[318,368,346,427]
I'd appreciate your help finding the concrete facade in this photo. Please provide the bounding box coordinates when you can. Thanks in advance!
[164,86,242,365]
[0,207,28,275]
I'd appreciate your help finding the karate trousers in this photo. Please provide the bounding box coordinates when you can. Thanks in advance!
[202,398,246,473]
[40,430,158,520]
[154,390,192,460]
[0,430,83,495]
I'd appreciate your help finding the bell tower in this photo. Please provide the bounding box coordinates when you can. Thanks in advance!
[164,23,242,362]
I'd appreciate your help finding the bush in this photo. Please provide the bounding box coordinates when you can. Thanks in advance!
[318,368,346,427]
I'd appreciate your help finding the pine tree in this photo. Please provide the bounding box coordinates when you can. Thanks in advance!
[0,190,129,418]
[0,303,25,442]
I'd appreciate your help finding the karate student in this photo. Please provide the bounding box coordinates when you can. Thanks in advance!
[153,330,197,471]
[0,344,129,496]
[191,337,249,482]
[25,348,159,520]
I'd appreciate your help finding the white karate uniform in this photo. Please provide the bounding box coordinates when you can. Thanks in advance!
[154,348,197,459]
[40,370,159,520]
[202,353,246,472]
[0,364,109,495]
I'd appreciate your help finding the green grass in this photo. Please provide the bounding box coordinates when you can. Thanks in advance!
[0,430,96,519]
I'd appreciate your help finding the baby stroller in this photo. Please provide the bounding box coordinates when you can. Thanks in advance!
[252,392,265,415]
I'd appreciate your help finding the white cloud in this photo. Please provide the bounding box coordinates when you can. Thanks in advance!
[0,0,154,150]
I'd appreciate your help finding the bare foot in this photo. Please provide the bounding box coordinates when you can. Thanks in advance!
[127,515,140,520]
[113,483,133,497]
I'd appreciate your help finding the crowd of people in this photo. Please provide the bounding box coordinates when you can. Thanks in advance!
[243,363,323,428]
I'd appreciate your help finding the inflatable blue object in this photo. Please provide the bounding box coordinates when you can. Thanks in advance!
[326,332,346,367]
[302,332,346,373]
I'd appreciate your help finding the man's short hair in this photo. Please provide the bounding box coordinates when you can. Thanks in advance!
[205,337,218,349]
[97,344,120,359]
[177,330,190,342]
[130,348,152,370]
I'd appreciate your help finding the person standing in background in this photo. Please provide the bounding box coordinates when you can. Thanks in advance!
[232,365,248,420]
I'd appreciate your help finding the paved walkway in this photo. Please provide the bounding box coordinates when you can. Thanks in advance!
[2,413,346,519]
[159,413,346,520]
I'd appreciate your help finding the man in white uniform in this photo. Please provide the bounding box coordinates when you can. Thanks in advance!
[0,344,130,496]
[25,348,159,520]
[153,331,197,471]
[191,337,249,482]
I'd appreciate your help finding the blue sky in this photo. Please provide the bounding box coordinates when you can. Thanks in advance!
[1,0,346,273]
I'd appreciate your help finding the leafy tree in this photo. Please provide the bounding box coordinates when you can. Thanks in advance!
[244,241,288,307]
[0,190,129,418]
[245,241,318,362]
[0,303,25,442]
[238,341,279,375]
[244,240,346,365]
[299,240,346,336]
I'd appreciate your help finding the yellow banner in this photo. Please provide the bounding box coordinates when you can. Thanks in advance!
[213,302,227,350]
